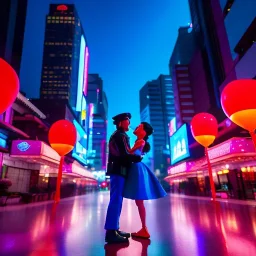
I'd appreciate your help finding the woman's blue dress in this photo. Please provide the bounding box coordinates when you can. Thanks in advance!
[123,149,167,200]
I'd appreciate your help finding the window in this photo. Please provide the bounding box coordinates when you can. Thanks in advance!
[180,95,192,99]
[179,87,191,91]
[176,66,188,71]
[178,80,190,84]
[181,102,193,106]
[182,110,195,114]
[177,73,189,78]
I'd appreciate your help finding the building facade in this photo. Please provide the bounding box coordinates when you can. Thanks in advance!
[0,0,28,75]
[140,75,175,175]
[40,4,89,115]
[165,0,256,200]
[86,74,108,172]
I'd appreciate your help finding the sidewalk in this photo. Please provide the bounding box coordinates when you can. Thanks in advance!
[170,193,256,206]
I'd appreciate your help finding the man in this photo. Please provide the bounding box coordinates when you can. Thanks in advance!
[104,113,142,244]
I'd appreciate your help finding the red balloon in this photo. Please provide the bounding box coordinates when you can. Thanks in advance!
[191,113,218,147]
[0,58,19,114]
[221,79,256,131]
[48,120,77,156]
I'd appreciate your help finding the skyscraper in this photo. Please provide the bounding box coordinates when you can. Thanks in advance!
[140,75,175,175]
[0,0,28,75]
[86,74,108,171]
[40,4,89,114]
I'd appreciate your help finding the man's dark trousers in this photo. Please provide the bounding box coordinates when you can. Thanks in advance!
[104,175,125,230]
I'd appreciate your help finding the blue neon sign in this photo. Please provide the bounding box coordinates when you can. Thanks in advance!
[170,124,190,165]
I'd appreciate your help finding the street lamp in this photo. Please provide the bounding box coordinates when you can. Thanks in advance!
[48,120,77,203]
[191,113,218,201]
[221,79,256,148]
[0,58,19,114]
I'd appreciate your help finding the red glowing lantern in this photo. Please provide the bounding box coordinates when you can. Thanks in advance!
[221,79,256,132]
[48,120,76,156]
[0,58,19,114]
[191,113,218,148]
[191,113,218,201]
[48,120,77,203]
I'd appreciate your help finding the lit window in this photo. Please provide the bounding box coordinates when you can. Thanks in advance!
[56,21,59,23]
[56,17,59,19]
[52,17,55,19]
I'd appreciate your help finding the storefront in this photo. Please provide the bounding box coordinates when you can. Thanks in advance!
[165,137,256,200]
[7,140,97,196]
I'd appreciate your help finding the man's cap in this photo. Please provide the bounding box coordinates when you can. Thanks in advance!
[112,113,131,125]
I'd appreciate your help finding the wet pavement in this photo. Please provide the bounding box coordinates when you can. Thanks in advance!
[0,192,256,256]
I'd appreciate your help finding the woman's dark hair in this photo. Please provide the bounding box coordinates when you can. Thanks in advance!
[141,122,154,153]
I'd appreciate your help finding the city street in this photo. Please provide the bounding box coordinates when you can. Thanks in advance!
[0,192,256,256]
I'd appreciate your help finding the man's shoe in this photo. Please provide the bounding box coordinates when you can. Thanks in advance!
[105,230,129,244]
[117,230,131,238]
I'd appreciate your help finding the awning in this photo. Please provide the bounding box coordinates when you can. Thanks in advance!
[10,140,97,181]
[10,140,60,167]
[165,137,256,181]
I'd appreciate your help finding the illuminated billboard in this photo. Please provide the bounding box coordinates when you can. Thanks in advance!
[170,124,190,165]
[72,119,87,165]
[76,35,86,111]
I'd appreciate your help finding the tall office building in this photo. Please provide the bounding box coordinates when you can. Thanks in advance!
[40,4,89,115]
[86,74,108,171]
[218,0,256,84]
[0,0,28,75]
[168,0,254,147]
[140,75,175,175]
[188,0,234,115]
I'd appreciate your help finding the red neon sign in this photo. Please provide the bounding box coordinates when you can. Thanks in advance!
[57,5,68,11]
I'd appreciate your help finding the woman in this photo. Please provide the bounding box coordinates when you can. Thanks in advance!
[123,122,167,239]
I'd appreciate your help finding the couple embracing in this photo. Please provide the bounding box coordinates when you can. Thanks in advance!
[104,113,167,244]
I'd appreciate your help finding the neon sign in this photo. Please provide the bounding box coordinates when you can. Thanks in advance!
[17,142,30,152]
[169,117,176,136]
[76,35,86,111]
[57,5,68,11]
[170,124,190,164]
[89,103,94,128]
[83,47,89,96]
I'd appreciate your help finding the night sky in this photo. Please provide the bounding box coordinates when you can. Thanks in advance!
[20,0,191,139]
